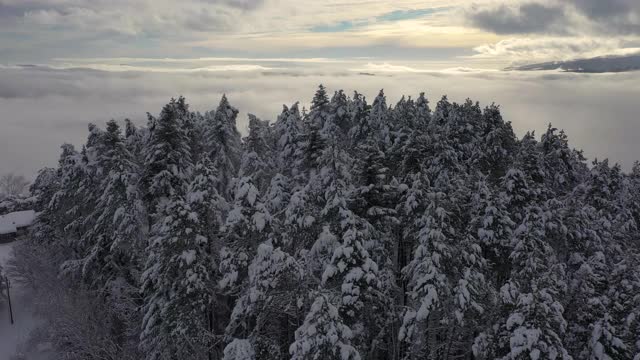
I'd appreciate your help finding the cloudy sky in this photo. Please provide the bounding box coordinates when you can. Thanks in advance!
[1,0,640,177]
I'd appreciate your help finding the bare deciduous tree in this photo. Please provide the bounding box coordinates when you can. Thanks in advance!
[0,173,29,196]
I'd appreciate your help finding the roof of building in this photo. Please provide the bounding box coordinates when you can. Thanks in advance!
[0,210,36,235]
[0,221,17,235]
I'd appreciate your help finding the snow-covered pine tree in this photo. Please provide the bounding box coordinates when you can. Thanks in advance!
[401,106,486,359]
[240,114,274,193]
[219,175,272,295]
[140,196,215,360]
[27,165,62,247]
[560,177,616,358]
[430,95,452,127]
[186,155,227,356]
[273,103,303,177]
[77,120,145,290]
[225,241,303,358]
[49,142,93,251]
[329,90,352,144]
[350,94,402,358]
[446,99,482,163]
[223,338,256,360]
[217,114,276,355]
[293,87,390,357]
[516,132,547,194]
[469,175,515,287]
[140,97,210,360]
[351,89,387,145]
[142,97,194,215]
[298,85,330,177]
[289,293,361,360]
[204,94,243,199]
[415,92,431,126]
[539,125,585,196]
[400,187,486,359]
[580,160,640,358]
[497,206,570,360]
[473,104,517,182]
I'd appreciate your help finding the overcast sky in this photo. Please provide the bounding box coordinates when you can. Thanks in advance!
[1,0,640,177]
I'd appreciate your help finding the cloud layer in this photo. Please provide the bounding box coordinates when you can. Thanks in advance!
[1,64,639,178]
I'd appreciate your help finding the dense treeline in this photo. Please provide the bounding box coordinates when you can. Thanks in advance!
[9,86,640,359]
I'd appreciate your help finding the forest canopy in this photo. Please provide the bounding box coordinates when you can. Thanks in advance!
[9,85,640,360]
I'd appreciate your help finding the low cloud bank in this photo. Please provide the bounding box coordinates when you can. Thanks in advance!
[1,65,639,176]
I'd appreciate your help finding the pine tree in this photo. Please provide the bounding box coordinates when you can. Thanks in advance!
[474,104,516,182]
[29,167,59,212]
[49,143,92,250]
[140,197,214,360]
[329,90,352,140]
[187,155,227,352]
[400,188,485,359]
[240,114,273,193]
[226,241,303,358]
[205,94,243,199]
[539,125,585,195]
[469,175,515,286]
[401,105,487,359]
[351,89,387,145]
[497,207,570,360]
[142,97,194,214]
[273,103,303,176]
[78,120,145,290]
[223,338,256,360]
[219,175,272,295]
[289,293,361,360]
[298,85,330,175]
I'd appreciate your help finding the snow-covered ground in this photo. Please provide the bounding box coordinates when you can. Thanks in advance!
[0,242,48,359]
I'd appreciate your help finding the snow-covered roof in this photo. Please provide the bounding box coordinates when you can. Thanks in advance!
[0,210,36,234]
[0,221,17,235]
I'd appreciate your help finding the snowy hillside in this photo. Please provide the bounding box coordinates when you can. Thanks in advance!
[0,242,48,360]
[508,53,640,73]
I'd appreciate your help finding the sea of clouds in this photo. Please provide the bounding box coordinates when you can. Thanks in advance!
[2,61,639,177]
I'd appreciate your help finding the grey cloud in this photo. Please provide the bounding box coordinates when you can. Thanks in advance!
[1,0,252,37]
[0,3,28,17]
[466,0,640,35]
[199,0,265,10]
[571,0,640,35]
[467,2,566,35]
[181,7,237,32]
[571,0,637,19]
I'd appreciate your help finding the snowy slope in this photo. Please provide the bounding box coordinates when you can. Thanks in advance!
[507,54,640,73]
[0,242,47,359]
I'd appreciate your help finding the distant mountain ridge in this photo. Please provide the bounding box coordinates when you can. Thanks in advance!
[507,53,640,73]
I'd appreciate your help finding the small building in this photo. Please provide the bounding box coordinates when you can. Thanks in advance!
[0,210,36,244]
[0,221,17,243]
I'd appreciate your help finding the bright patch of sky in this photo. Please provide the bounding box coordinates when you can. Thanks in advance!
[310,7,451,33]
[310,21,358,33]
[376,7,451,22]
